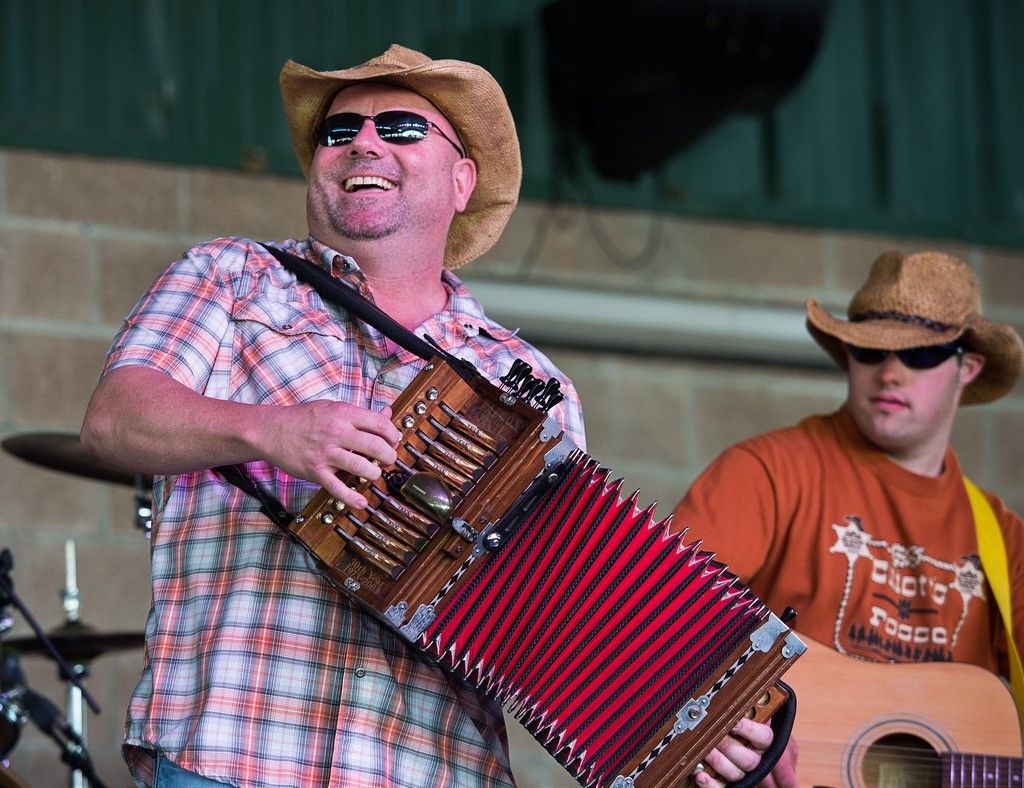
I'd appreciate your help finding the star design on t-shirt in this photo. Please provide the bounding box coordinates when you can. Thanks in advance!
[829,515,873,562]
[949,554,986,604]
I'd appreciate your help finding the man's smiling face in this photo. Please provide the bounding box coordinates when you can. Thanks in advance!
[306,82,475,253]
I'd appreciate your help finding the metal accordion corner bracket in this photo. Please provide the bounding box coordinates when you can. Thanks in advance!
[384,601,437,642]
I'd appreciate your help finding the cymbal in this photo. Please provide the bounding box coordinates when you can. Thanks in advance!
[4,621,144,663]
[1,432,151,487]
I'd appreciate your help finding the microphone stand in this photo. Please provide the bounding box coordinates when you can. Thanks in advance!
[0,549,98,713]
[21,686,108,788]
[0,547,106,786]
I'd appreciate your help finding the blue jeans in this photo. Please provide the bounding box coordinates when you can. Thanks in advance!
[153,755,233,787]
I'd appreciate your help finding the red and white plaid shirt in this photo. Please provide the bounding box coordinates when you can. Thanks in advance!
[104,237,585,787]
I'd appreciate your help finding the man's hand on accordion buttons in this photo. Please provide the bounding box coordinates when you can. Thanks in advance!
[260,401,400,509]
[695,717,795,788]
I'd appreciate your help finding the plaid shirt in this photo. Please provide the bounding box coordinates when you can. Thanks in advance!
[105,237,586,788]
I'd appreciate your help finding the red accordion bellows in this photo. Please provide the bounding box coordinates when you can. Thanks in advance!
[423,453,767,787]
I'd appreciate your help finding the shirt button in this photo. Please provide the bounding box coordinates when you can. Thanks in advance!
[355,668,366,678]
[281,323,293,330]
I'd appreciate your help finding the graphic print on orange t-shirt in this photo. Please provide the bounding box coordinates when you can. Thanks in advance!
[828,514,986,662]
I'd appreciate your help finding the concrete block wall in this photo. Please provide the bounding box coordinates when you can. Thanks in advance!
[0,148,1021,787]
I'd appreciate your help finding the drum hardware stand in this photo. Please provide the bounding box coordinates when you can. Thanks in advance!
[134,474,153,538]
[0,547,107,787]
[0,653,28,773]
[0,579,27,771]
[62,539,88,788]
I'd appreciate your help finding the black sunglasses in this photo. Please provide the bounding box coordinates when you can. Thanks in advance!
[315,111,465,158]
[844,342,965,370]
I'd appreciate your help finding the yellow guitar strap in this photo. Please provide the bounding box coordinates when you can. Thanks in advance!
[964,476,1024,730]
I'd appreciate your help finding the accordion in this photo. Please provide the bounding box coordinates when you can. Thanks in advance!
[277,356,805,787]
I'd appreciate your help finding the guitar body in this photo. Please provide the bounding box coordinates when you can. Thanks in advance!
[787,635,1023,787]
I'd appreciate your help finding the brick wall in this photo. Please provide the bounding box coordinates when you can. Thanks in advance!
[1,148,1021,787]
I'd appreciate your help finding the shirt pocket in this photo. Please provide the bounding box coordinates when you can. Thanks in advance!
[233,295,344,339]
[230,295,349,405]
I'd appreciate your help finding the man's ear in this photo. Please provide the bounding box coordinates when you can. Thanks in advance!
[452,158,477,213]
[959,351,986,385]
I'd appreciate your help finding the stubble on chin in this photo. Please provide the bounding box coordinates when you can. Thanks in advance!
[307,178,399,242]
[330,214,397,241]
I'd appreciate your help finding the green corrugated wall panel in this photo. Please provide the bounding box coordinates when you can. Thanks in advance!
[665,115,767,208]
[2,0,1022,248]
[774,0,875,217]
[989,1,1024,234]
[881,1,967,224]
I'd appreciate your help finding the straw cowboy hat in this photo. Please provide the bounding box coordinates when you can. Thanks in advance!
[279,44,521,270]
[806,250,1023,405]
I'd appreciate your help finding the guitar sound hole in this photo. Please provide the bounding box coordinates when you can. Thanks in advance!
[862,733,941,788]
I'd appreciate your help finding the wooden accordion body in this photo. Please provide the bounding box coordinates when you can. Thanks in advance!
[282,357,806,788]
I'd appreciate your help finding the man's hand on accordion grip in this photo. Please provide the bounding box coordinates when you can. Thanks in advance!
[257,401,401,509]
[695,717,788,788]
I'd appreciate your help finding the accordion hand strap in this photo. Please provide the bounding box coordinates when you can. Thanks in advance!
[730,683,797,788]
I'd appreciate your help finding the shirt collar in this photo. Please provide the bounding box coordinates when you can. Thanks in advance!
[308,237,361,279]
[305,236,518,347]
[432,269,518,344]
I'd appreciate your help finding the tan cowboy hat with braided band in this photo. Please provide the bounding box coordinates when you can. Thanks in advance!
[806,250,1023,405]
[279,44,521,270]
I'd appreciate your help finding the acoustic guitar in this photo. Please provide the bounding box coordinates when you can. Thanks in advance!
[785,635,1023,787]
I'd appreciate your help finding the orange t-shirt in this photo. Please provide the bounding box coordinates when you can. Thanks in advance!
[673,408,1024,675]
